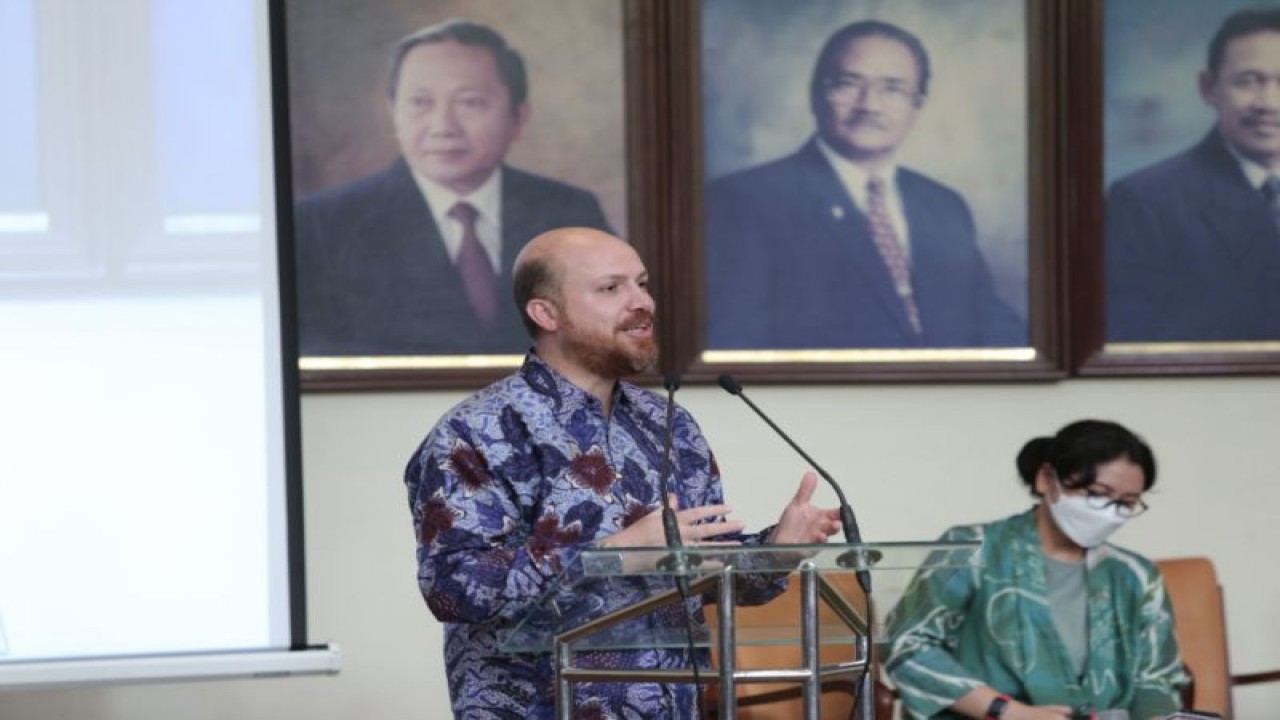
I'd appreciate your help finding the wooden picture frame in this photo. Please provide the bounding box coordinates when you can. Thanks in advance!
[1069,0,1280,377]
[270,0,658,390]
[657,0,1067,384]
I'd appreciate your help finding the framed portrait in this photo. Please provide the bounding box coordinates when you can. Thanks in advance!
[659,0,1066,383]
[1071,0,1280,376]
[270,0,656,390]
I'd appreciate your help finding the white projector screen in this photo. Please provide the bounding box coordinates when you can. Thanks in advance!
[0,0,336,689]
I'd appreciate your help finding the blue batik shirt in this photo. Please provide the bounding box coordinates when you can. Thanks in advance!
[405,353,772,719]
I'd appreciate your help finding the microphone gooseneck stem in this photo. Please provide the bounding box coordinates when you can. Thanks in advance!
[656,375,689,577]
[717,374,872,594]
[732,392,853,512]
[658,376,701,693]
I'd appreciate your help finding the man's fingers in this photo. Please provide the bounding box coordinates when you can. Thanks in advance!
[791,471,819,505]
[690,519,745,540]
[666,503,747,543]
[678,503,732,523]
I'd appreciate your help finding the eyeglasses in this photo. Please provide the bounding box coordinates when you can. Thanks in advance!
[822,74,918,106]
[1081,488,1149,519]
[1226,71,1280,94]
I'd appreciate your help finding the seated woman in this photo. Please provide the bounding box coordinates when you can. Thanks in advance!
[884,420,1187,719]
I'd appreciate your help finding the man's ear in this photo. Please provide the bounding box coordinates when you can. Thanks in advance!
[1198,69,1216,105]
[525,297,559,333]
[510,102,532,143]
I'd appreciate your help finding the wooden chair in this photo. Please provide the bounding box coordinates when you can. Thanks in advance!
[700,572,874,719]
[1155,555,1280,718]
[1155,556,1232,716]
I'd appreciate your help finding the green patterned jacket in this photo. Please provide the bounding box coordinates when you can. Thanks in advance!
[884,510,1187,719]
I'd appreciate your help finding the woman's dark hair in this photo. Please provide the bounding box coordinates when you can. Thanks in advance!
[1015,420,1156,497]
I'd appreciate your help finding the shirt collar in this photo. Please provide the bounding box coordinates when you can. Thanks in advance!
[519,352,633,420]
[412,165,504,227]
[1222,137,1275,190]
[815,136,899,205]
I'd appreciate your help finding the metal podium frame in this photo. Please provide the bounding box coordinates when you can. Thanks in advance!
[500,542,979,720]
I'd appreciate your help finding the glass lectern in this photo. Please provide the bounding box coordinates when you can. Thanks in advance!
[501,541,979,720]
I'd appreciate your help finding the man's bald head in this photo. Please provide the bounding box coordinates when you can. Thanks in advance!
[512,227,628,337]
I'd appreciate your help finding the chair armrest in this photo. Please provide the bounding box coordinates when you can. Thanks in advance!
[1233,669,1280,686]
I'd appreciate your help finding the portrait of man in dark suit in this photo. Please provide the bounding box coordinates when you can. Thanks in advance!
[1106,7,1280,343]
[704,19,1026,350]
[293,19,611,357]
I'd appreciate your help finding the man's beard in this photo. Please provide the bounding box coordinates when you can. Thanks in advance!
[561,309,659,379]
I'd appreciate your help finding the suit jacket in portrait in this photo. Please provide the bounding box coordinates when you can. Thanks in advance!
[293,159,610,356]
[1106,130,1280,342]
[704,140,1025,349]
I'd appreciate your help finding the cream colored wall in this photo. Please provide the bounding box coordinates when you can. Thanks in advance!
[1,377,1277,719]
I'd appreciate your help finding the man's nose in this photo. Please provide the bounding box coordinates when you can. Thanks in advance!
[631,285,656,313]
[852,84,880,110]
[1262,82,1280,108]
[426,102,462,134]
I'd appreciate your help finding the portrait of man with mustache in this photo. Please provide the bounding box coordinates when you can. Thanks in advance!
[703,18,1026,351]
[1107,6,1280,342]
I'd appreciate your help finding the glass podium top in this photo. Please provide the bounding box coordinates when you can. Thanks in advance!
[576,541,973,576]
[499,541,979,654]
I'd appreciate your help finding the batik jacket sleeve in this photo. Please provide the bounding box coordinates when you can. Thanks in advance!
[884,525,987,717]
[1124,558,1187,719]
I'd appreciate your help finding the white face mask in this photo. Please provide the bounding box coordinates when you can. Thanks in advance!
[1047,487,1128,548]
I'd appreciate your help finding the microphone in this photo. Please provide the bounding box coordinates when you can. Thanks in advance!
[655,374,694,578]
[657,374,683,553]
[657,374,705,693]
[716,374,873,593]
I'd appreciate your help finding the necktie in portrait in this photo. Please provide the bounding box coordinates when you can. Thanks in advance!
[866,176,922,335]
[1263,175,1280,237]
[448,201,499,327]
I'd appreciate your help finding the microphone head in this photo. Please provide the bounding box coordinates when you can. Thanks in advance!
[716,374,743,395]
[663,374,682,392]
